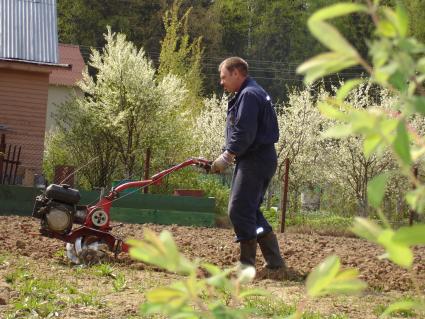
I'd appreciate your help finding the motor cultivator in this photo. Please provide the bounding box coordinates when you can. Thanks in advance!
[32,158,211,265]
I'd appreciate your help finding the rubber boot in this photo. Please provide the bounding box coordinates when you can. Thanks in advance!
[239,239,257,267]
[256,232,287,280]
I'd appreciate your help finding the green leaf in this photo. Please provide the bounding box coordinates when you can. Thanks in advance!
[336,79,365,102]
[417,57,425,73]
[310,3,368,22]
[306,255,340,297]
[325,268,367,295]
[239,289,268,298]
[350,217,383,242]
[308,20,359,57]
[146,287,187,306]
[297,52,359,84]
[377,230,413,269]
[363,134,382,158]
[128,229,195,274]
[317,102,346,120]
[389,71,408,92]
[393,225,425,245]
[405,186,425,213]
[380,300,420,317]
[395,2,409,37]
[407,96,425,115]
[322,124,353,138]
[382,7,406,37]
[349,109,378,133]
[393,121,412,167]
[325,279,367,295]
[367,172,391,208]
[376,20,397,38]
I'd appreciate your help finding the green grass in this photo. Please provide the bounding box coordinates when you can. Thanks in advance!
[4,266,103,318]
[262,208,354,236]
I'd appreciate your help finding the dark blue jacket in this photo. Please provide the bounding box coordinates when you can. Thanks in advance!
[225,77,279,158]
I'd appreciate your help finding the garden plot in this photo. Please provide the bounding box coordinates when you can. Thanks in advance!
[0,215,424,319]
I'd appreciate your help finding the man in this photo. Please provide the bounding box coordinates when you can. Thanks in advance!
[211,57,287,279]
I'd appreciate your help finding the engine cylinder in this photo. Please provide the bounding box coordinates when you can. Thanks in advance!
[46,206,73,234]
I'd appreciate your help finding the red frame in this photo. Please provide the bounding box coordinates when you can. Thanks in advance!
[41,158,211,254]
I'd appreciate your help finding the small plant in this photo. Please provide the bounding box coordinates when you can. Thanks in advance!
[113,273,127,292]
[92,263,114,277]
[128,228,265,318]
[71,291,102,308]
[53,247,66,260]
[128,229,365,318]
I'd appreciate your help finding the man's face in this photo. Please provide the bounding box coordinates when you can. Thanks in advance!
[220,67,241,93]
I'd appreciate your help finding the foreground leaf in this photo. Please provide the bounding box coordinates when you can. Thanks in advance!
[306,255,340,297]
[367,172,391,208]
[380,300,422,318]
[350,217,383,243]
[393,225,425,245]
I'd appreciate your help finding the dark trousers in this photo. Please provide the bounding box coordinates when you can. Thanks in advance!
[228,145,277,242]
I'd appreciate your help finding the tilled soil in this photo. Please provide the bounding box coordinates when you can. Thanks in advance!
[0,216,424,292]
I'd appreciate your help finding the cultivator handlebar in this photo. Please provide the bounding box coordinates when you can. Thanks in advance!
[112,158,211,195]
[32,157,212,265]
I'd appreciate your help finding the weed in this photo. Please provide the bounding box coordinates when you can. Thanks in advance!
[53,247,66,259]
[71,291,102,308]
[113,273,127,292]
[92,263,114,277]
[4,267,31,285]
[7,277,66,318]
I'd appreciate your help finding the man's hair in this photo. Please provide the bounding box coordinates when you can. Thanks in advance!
[219,57,249,76]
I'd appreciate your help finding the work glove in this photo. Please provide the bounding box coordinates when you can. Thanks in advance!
[211,150,235,174]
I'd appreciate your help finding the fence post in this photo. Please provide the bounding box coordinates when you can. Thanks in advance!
[143,147,151,194]
[280,158,290,233]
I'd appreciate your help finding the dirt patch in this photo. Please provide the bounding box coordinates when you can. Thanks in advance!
[0,215,424,292]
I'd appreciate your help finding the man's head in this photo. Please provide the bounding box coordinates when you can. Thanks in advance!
[219,57,248,93]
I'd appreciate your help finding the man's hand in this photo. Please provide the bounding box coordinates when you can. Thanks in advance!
[211,151,235,173]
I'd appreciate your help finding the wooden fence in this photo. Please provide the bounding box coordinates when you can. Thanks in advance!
[0,134,22,185]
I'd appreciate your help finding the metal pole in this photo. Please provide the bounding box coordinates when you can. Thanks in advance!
[143,148,151,194]
[409,166,419,226]
[280,158,290,233]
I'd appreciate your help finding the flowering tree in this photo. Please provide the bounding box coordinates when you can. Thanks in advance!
[194,94,227,160]
[49,28,190,187]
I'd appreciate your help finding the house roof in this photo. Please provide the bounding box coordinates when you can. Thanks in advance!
[49,44,85,86]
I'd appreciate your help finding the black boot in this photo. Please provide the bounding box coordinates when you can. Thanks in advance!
[256,232,287,280]
[257,231,284,268]
[239,239,257,267]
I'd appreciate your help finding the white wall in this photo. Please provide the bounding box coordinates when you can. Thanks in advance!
[46,85,83,132]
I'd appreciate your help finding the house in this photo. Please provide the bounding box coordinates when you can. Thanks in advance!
[0,0,67,179]
[46,44,85,132]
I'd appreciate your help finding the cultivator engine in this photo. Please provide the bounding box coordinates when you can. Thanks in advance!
[32,158,211,265]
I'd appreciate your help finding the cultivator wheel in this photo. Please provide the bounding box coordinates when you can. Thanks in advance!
[66,236,110,265]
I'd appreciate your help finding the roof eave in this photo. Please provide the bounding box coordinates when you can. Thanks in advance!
[0,58,70,73]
